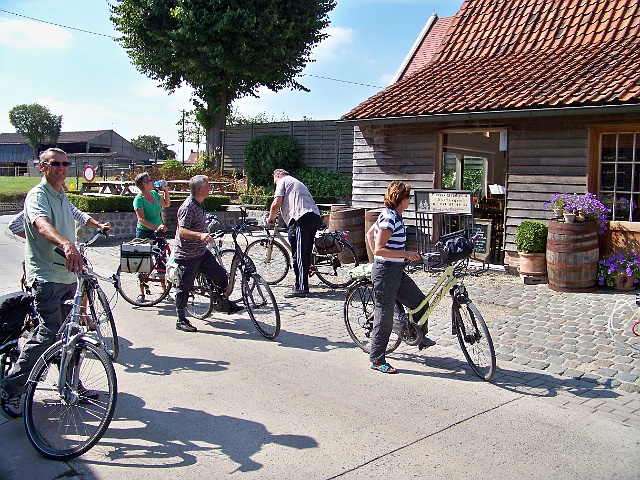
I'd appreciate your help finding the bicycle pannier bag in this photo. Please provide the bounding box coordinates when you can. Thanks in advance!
[0,292,33,354]
[120,239,153,273]
[438,230,473,265]
[315,233,342,255]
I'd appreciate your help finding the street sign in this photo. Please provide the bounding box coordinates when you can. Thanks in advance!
[83,165,96,183]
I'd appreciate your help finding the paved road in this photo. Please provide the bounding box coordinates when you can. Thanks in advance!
[0,214,638,479]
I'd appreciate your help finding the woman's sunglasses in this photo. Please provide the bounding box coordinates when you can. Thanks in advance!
[45,161,71,167]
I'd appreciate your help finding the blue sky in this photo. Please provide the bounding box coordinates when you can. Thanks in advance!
[0,0,462,159]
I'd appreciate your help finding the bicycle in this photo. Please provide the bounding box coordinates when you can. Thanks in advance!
[607,293,640,353]
[172,221,281,339]
[21,229,118,460]
[244,213,359,289]
[343,230,496,381]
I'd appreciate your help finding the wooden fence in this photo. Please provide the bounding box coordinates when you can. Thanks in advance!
[222,120,354,174]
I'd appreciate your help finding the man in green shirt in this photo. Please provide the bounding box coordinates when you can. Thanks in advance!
[1,148,110,419]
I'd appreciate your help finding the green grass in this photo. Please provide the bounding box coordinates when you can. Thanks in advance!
[0,176,41,201]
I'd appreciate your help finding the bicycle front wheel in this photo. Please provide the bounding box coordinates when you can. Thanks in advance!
[244,238,290,285]
[186,273,214,320]
[24,339,117,461]
[242,273,280,339]
[314,242,359,289]
[86,284,119,361]
[452,297,496,381]
[117,263,170,307]
[343,281,402,354]
[218,248,242,303]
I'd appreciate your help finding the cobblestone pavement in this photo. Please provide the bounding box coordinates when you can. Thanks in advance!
[91,239,640,429]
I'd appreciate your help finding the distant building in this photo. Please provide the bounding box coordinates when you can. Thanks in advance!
[0,129,152,175]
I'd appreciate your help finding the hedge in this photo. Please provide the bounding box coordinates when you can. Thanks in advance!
[68,194,230,212]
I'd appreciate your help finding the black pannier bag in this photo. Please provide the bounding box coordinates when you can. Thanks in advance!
[0,292,34,355]
[437,230,474,265]
[315,233,343,255]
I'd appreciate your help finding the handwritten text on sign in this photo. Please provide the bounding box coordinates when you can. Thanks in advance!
[415,190,473,214]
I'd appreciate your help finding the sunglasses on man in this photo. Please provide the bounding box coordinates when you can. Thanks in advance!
[45,161,71,167]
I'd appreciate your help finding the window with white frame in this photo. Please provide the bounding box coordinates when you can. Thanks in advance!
[599,132,640,222]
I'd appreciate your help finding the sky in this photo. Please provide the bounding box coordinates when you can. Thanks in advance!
[0,0,462,160]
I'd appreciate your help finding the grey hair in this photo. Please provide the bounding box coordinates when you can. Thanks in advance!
[190,175,209,196]
[273,169,289,178]
[39,148,67,163]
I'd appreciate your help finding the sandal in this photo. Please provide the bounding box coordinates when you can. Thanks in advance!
[371,363,397,374]
[418,337,436,351]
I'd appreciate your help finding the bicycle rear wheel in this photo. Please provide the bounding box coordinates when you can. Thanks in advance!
[186,273,214,319]
[343,281,402,354]
[86,284,119,361]
[218,248,242,303]
[117,260,170,307]
[452,297,496,381]
[24,339,117,460]
[314,242,358,289]
[244,238,290,285]
[242,273,280,339]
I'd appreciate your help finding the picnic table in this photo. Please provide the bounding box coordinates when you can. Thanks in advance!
[81,181,136,196]
[167,180,231,195]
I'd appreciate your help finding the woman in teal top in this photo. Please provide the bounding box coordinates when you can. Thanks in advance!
[132,173,171,300]
[133,172,171,235]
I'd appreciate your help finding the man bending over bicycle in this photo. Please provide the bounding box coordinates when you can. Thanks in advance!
[1,148,110,419]
[173,175,243,332]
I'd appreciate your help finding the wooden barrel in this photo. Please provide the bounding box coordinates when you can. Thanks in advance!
[160,199,183,239]
[330,206,366,262]
[364,208,384,263]
[546,220,599,292]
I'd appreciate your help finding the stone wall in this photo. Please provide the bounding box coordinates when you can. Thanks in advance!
[75,208,267,243]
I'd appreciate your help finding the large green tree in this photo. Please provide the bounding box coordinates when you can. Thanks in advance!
[9,103,62,159]
[110,0,335,169]
[131,135,175,162]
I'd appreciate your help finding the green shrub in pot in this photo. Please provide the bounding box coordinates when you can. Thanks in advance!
[514,220,548,253]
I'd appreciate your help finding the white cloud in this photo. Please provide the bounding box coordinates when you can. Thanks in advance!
[0,19,73,49]
[312,26,353,61]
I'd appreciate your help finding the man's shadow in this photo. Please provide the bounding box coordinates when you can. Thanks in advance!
[81,393,318,472]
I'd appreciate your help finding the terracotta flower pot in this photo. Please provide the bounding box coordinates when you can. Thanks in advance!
[612,273,636,291]
[518,252,547,276]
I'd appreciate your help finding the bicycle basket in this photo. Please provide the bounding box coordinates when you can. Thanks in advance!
[437,230,473,265]
[120,239,153,273]
[315,233,343,255]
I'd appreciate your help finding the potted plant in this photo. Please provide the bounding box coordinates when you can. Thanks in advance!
[515,220,548,276]
[597,252,640,291]
[544,193,566,219]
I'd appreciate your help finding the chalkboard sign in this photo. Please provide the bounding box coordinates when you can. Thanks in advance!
[471,219,492,262]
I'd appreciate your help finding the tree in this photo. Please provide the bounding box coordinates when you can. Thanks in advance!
[227,107,289,126]
[111,0,335,169]
[131,135,175,163]
[9,103,62,159]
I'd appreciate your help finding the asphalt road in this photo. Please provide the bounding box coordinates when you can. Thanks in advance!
[0,214,638,479]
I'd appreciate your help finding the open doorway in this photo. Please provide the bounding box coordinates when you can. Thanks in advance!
[440,130,508,263]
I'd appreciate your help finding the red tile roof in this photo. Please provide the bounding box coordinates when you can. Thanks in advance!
[394,15,455,82]
[343,0,640,120]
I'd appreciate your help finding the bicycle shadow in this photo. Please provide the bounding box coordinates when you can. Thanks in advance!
[115,337,230,376]
[390,349,623,400]
[74,392,318,472]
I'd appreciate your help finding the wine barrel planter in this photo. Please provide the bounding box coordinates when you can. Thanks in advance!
[546,220,599,292]
[330,206,366,262]
[364,208,384,263]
